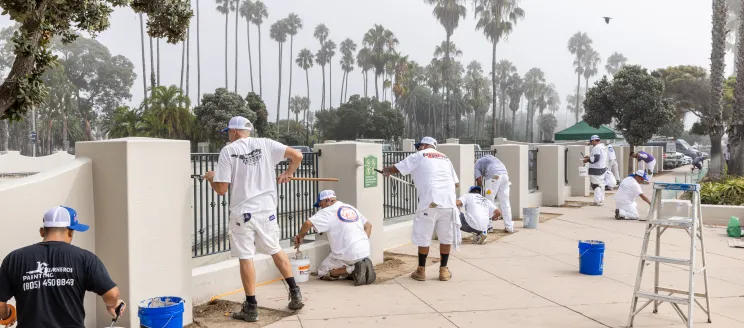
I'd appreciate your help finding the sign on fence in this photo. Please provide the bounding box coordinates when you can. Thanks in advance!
[363,155,378,188]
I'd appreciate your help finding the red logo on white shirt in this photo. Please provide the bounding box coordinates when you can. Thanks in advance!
[337,206,360,223]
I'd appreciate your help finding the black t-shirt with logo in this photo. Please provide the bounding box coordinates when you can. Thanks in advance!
[0,241,116,328]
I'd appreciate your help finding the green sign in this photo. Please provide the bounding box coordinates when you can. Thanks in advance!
[363,155,378,188]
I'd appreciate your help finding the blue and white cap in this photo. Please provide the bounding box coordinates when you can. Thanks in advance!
[222,116,253,133]
[414,136,438,149]
[313,190,337,208]
[633,170,649,181]
[590,135,601,141]
[469,186,482,193]
[43,206,89,232]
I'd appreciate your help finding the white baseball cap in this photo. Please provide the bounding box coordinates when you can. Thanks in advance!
[590,135,600,141]
[414,137,438,149]
[313,190,336,208]
[222,116,253,132]
[43,206,89,232]
[633,170,649,181]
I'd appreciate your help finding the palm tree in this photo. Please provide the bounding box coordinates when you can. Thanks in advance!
[730,0,744,174]
[567,31,593,123]
[250,1,268,96]
[270,19,289,124]
[339,38,357,104]
[216,0,235,89]
[709,0,728,176]
[313,24,330,109]
[523,67,545,142]
[494,59,516,137]
[196,0,202,106]
[356,47,373,98]
[141,85,194,139]
[289,96,309,122]
[434,40,464,135]
[583,48,601,91]
[727,0,741,72]
[536,84,559,141]
[464,60,491,138]
[565,93,584,126]
[506,72,523,140]
[296,49,314,125]
[233,0,240,92]
[284,13,303,130]
[149,36,156,88]
[239,0,256,92]
[425,0,467,137]
[105,106,142,138]
[325,40,337,109]
[363,25,398,100]
[605,52,627,76]
[474,0,526,139]
[139,14,148,110]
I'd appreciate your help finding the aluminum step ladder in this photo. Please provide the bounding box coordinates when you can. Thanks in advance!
[627,182,712,327]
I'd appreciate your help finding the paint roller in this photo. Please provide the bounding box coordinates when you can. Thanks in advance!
[355,160,414,186]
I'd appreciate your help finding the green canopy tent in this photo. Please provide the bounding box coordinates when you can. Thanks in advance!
[554,121,617,141]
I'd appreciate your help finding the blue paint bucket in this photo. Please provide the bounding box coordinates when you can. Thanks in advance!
[578,240,605,276]
[138,296,184,328]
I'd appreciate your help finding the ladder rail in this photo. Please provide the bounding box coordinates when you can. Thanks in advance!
[695,191,713,323]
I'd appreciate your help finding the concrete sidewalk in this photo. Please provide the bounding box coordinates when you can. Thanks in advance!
[239,167,744,327]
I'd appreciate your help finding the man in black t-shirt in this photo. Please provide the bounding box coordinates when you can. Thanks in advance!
[0,206,125,327]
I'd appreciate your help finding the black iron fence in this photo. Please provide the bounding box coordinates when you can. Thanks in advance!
[190,152,320,258]
[528,148,538,192]
[564,148,569,184]
[382,151,417,219]
[475,149,497,160]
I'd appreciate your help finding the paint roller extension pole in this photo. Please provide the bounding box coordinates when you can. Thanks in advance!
[355,161,414,186]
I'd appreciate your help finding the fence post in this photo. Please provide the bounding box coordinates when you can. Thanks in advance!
[76,138,193,327]
[438,144,475,197]
[445,138,459,144]
[566,145,591,196]
[492,144,528,220]
[536,145,566,206]
[314,142,384,265]
[402,139,415,152]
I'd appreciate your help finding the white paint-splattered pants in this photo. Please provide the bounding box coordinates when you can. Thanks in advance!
[485,174,513,231]
[590,174,605,204]
[617,201,640,220]
[608,159,620,183]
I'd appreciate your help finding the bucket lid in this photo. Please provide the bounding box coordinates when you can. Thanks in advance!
[579,240,604,245]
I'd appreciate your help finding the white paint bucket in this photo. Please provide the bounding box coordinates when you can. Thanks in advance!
[290,256,311,283]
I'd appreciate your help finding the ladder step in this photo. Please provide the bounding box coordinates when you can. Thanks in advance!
[649,217,692,228]
[642,255,691,266]
[635,291,690,305]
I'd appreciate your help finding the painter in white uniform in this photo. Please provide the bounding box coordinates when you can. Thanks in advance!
[584,135,607,206]
[294,190,375,286]
[383,137,459,282]
[606,143,620,185]
[614,170,652,220]
[473,155,513,232]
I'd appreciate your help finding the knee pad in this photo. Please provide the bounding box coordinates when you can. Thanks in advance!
[590,183,599,190]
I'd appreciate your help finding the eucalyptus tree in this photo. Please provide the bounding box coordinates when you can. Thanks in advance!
[473,0,525,139]
[568,31,593,123]
[270,19,289,123]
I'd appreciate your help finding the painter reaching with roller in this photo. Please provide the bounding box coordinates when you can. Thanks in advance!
[584,135,608,206]
[294,190,376,286]
[382,137,460,282]
[204,116,305,323]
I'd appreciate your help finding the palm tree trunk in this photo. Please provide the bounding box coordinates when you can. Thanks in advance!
[491,41,498,141]
[196,0,201,106]
[149,36,156,89]
[276,42,283,124]
[305,68,311,117]
[345,71,350,101]
[340,71,346,105]
[575,69,582,123]
[525,101,530,142]
[321,65,326,110]
[375,73,379,100]
[329,57,333,109]
[234,5,239,92]
[246,19,254,92]
[139,14,149,110]
[157,39,161,86]
[287,35,295,132]
[728,0,744,175]
[0,120,7,151]
[186,27,191,106]
[363,71,368,97]
[179,37,186,101]
[224,10,229,89]
[709,0,728,176]
[258,24,263,96]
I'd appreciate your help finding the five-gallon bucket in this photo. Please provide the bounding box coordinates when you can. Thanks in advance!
[291,253,311,283]
[138,296,184,328]
[522,207,540,229]
[578,240,605,276]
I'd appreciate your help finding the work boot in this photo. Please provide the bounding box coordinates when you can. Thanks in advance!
[411,266,426,281]
[615,209,621,220]
[287,287,305,310]
[232,302,259,322]
[352,260,367,286]
[471,233,481,244]
[477,234,489,245]
[363,258,377,285]
[439,267,452,281]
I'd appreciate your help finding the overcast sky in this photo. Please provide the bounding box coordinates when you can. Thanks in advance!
[0,0,720,129]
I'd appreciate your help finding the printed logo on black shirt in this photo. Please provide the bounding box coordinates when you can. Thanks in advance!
[231,149,262,165]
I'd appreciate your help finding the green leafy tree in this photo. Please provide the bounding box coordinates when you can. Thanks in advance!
[583,65,675,175]
[314,96,404,141]
[658,119,685,139]
[0,0,192,121]
[245,91,273,138]
[194,88,257,145]
[140,85,194,139]
[473,0,525,139]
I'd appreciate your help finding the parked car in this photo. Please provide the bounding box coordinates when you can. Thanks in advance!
[280,146,314,166]
[644,140,682,168]
[682,156,692,165]
[674,139,704,159]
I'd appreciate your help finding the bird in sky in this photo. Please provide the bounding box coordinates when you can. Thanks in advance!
[603,17,612,24]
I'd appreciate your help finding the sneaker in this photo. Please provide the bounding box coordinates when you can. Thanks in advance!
[363,258,376,285]
[287,287,304,310]
[477,234,489,245]
[605,186,612,191]
[615,209,621,220]
[439,266,452,281]
[411,266,426,281]
[504,227,514,233]
[471,233,481,244]
[352,260,367,286]
[232,302,259,322]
